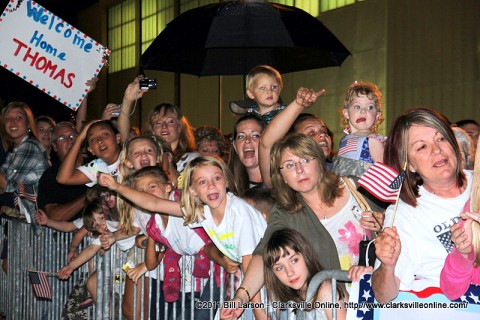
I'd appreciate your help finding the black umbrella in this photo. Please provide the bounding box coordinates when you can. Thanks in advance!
[141,0,351,76]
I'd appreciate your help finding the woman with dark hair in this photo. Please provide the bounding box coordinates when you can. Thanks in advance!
[372,107,471,303]
[35,115,57,164]
[228,113,266,196]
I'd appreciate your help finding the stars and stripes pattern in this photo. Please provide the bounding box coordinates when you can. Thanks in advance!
[357,162,405,202]
[17,182,37,202]
[355,273,374,320]
[338,137,359,156]
[28,271,52,300]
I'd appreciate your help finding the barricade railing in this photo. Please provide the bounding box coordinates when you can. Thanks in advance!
[0,216,89,320]
[0,216,243,320]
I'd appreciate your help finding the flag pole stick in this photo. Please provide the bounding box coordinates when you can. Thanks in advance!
[27,269,57,277]
[390,160,408,227]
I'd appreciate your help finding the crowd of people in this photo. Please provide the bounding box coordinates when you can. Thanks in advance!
[0,64,479,320]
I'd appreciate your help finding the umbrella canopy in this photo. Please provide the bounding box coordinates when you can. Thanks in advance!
[141,0,351,76]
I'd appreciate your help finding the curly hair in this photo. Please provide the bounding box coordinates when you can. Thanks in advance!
[194,125,225,155]
[340,81,384,134]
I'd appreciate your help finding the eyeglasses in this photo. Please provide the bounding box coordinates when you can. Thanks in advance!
[255,85,280,93]
[54,134,77,143]
[279,157,317,171]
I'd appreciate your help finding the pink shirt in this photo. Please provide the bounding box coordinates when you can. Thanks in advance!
[440,219,480,300]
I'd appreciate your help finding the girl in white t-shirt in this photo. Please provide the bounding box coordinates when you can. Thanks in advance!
[98,155,268,319]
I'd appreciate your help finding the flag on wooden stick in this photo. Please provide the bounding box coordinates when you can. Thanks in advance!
[357,162,405,203]
[28,271,52,300]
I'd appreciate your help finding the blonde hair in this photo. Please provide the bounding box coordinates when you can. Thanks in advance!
[147,103,196,163]
[245,65,283,92]
[470,137,480,267]
[181,155,237,225]
[118,134,171,183]
[1,101,38,150]
[120,166,170,235]
[340,81,384,134]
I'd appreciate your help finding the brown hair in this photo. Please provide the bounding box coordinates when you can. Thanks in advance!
[263,228,346,306]
[384,107,465,207]
[270,133,342,213]
[82,199,105,237]
[227,113,266,196]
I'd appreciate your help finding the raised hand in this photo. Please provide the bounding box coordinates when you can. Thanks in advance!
[295,87,326,108]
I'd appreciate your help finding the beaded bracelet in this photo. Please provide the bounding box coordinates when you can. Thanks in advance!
[236,286,251,302]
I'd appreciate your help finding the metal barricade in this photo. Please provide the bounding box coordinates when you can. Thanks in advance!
[0,216,256,320]
[0,216,89,320]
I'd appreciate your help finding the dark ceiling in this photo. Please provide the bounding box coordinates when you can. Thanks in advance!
[0,0,99,121]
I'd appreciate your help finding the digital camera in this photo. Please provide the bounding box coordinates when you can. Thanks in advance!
[139,78,157,90]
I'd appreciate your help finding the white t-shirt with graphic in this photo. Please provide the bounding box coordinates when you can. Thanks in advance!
[77,150,123,187]
[188,192,267,263]
[381,170,472,291]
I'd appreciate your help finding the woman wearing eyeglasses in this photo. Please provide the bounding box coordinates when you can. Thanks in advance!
[37,121,86,222]
[221,88,381,320]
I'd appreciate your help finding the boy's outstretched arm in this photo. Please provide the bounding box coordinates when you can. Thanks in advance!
[68,227,89,263]
[34,209,77,232]
[58,243,101,279]
[98,173,183,217]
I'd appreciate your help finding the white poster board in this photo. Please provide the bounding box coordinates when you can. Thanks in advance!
[0,0,109,111]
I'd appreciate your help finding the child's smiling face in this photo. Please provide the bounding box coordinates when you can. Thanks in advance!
[92,210,108,234]
[126,139,158,170]
[189,164,227,216]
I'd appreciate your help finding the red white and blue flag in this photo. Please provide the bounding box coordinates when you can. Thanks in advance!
[17,182,37,202]
[347,274,480,319]
[338,137,359,156]
[28,271,52,300]
[357,162,405,202]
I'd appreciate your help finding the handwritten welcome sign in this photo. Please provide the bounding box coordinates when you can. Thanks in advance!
[0,0,110,111]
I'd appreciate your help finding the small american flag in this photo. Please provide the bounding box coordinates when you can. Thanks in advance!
[28,271,52,300]
[17,182,37,203]
[358,162,405,202]
[338,137,359,156]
